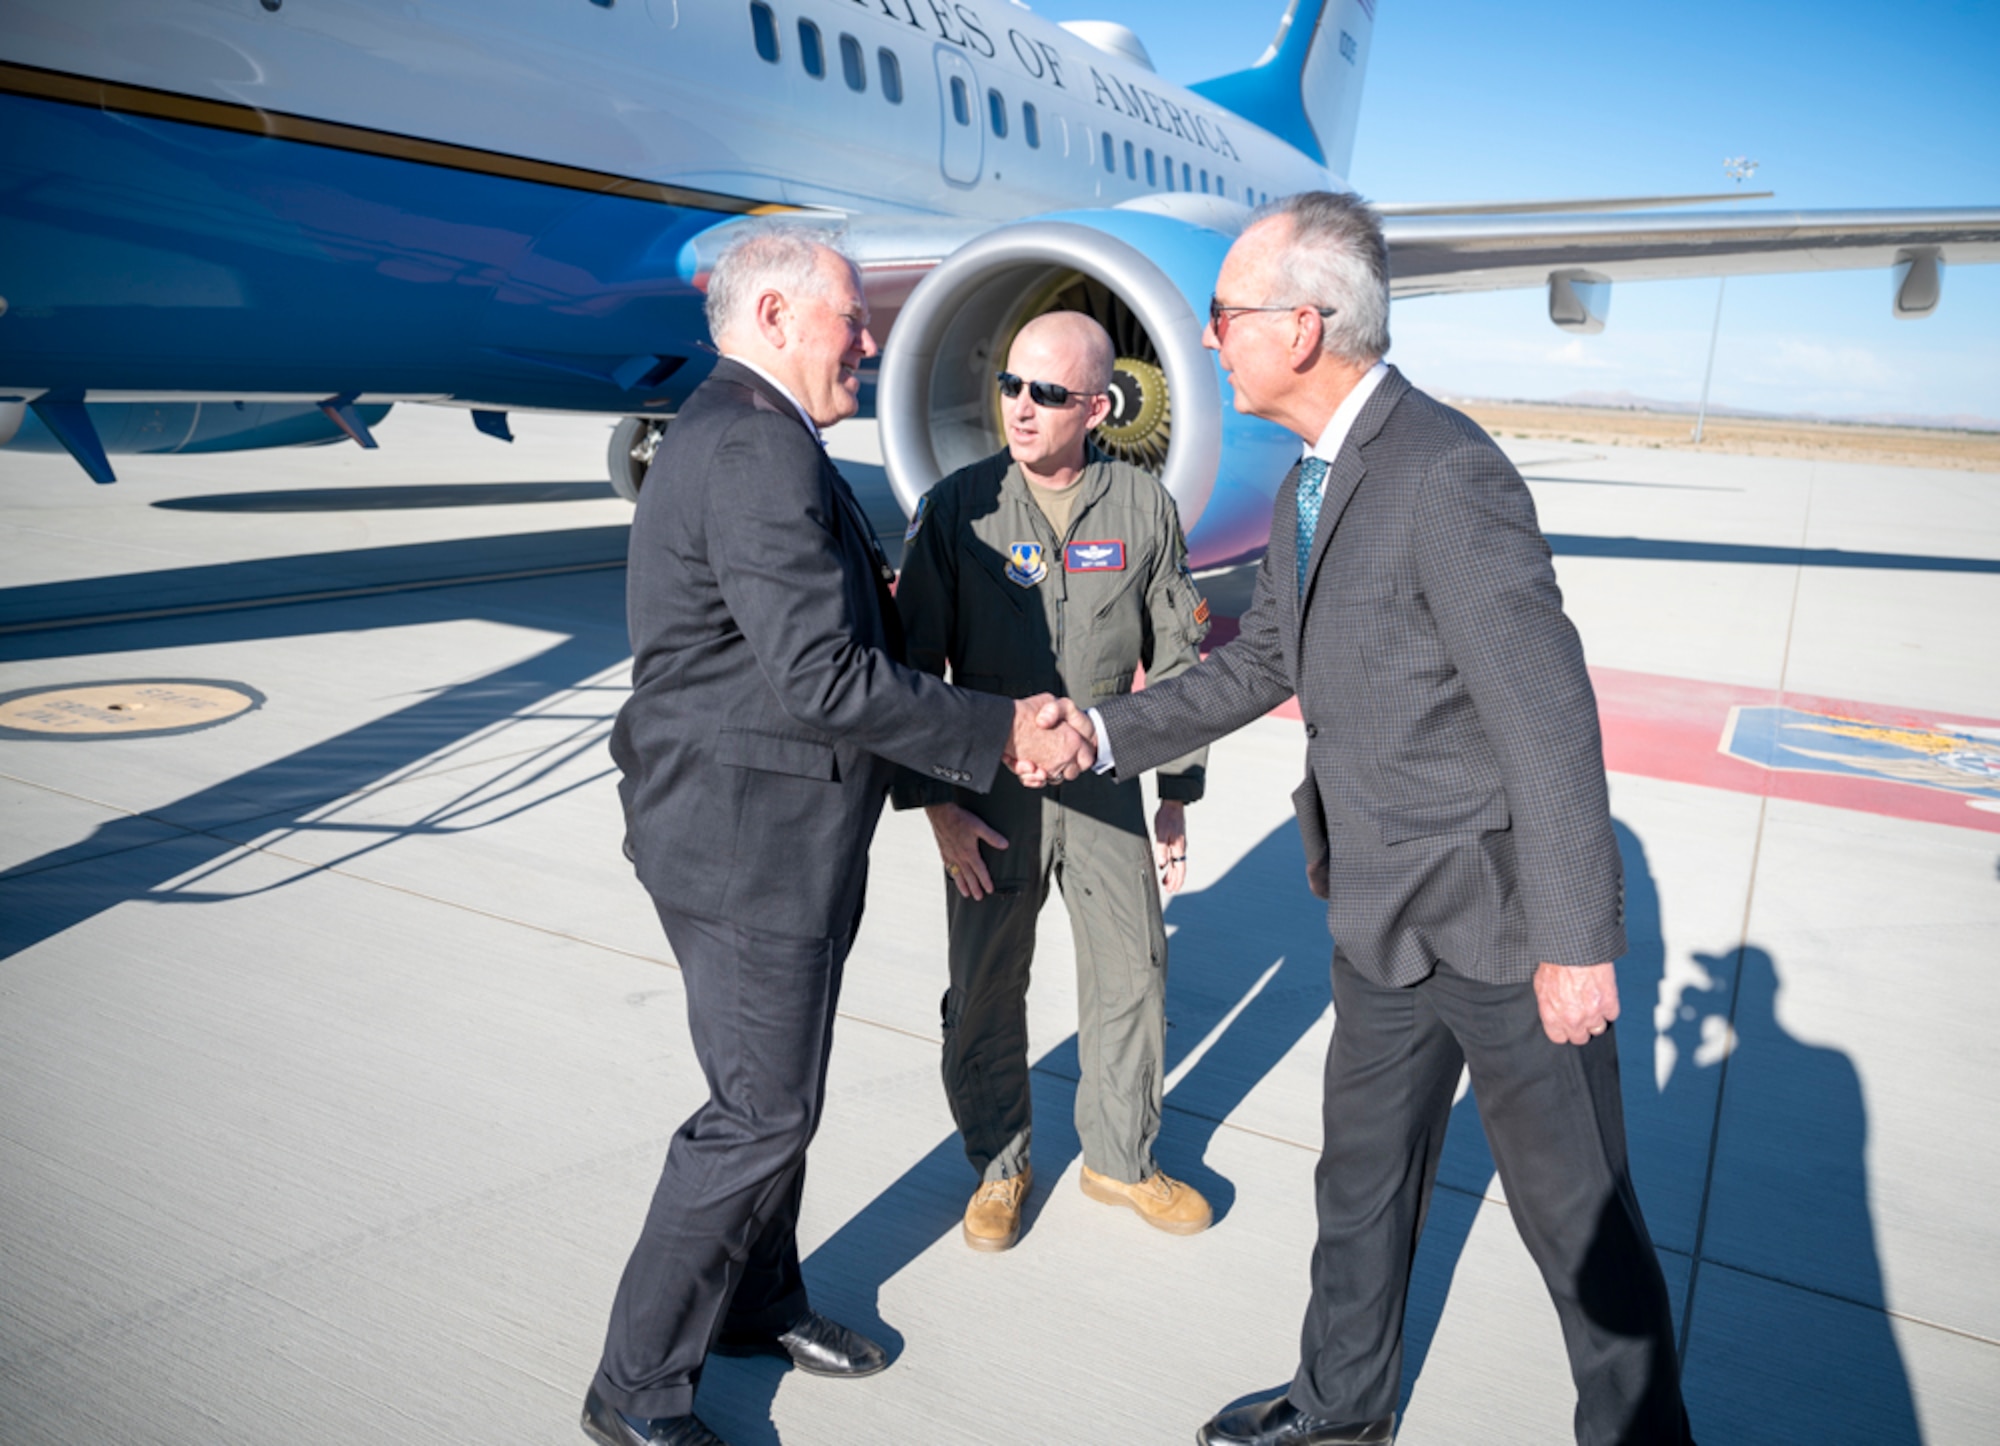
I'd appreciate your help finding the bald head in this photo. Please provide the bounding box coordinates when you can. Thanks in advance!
[1001,311,1118,486]
[1012,311,1115,393]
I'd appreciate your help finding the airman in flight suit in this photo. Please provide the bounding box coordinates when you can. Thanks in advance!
[894,312,1213,1251]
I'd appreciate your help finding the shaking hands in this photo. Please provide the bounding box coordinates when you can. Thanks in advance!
[1005,695,1096,786]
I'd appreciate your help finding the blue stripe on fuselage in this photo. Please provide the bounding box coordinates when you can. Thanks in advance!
[0,94,732,410]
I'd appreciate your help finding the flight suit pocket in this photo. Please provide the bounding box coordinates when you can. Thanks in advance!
[1089,670,1135,700]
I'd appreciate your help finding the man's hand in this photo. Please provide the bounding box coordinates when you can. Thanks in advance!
[1533,961,1621,1046]
[1154,799,1188,894]
[1006,694,1094,786]
[926,803,1008,900]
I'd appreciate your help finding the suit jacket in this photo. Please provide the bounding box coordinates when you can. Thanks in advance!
[610,359,1015,941]
[1096,367,1624,986]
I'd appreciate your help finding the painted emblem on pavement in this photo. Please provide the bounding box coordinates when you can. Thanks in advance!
[1720,706,2000,805]
[1005,541,1048,586]
[1065,539,1126,572]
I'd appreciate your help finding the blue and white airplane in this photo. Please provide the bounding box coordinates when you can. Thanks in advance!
[3,0,1997,566]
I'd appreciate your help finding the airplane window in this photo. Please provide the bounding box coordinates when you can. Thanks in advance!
[1124,140,1136,180]
[1145,149,1156,186]
[1100,131,1113,173]
[1182,162,1191,190]
[1164,154,1174,190]
[1023,102,1040,149]
[879,48,903,104]
[988,89,1007,138]
[840,34,865,92]
[949,75,970,126]
[798,20,824,78]
[750,2,779,64]
[1200,169,1209,194]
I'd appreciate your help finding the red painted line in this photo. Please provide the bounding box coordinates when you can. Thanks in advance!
[1196,616,2000,834]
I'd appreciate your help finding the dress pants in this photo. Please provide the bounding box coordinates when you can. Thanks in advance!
[593,905,850,1421]
[939,769,1168,1186]
[1291,953,1693,1446]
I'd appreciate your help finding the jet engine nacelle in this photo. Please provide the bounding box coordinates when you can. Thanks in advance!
[878,210,1300,571]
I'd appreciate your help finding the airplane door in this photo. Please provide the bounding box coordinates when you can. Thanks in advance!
[934,48,983,187]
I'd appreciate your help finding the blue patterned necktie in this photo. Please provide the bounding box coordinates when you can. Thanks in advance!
[1295,455,1329,596]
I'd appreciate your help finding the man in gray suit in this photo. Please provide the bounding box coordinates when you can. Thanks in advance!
[1076,194,1695,1446]
[584,229,1094,1446]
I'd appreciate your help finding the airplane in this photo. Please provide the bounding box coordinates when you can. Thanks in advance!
[3,0,1997,569]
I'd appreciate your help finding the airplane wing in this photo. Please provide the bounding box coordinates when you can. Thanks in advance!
[1381,207,2000,302]
[693,203,2000,327]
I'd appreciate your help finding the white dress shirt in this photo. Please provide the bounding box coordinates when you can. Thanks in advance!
[720,352,822,444]
[1089,361,1390,774]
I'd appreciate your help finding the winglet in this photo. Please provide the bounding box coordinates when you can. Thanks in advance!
[317,392,380,448]
[28,397,117,484]
[472,409,515,442]
[1189,1,1379,180]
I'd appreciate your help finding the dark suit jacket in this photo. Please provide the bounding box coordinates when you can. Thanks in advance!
[610,359,1015,941]
[1097,367,1625,985]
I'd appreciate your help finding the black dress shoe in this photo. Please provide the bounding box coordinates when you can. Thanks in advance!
[712,1309,889,1378]
[580,1386,730,1446]
[1197,1391,1393,1446]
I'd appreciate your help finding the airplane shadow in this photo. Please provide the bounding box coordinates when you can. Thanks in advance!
[1545,533,2000,574]
[0,536,632,960]
[152,481,619,511]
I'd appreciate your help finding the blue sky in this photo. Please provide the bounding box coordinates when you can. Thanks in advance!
[1030,0,2000,423]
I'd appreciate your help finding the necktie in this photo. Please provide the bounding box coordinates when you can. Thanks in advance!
[1295,456,1329,596]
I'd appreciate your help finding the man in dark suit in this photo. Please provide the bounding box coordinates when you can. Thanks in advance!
[583,229,1094,1446]
[1076,194,1695,1445]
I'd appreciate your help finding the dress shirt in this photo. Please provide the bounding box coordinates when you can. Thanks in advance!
[718,352,822,444]
[1090,360,1390,772]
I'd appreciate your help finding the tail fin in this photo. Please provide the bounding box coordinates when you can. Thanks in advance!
[1188,1,1377,181]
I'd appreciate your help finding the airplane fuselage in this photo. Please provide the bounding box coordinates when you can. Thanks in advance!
[1,0,1331,416]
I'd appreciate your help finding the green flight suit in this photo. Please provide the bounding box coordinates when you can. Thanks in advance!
[894,447,1209,1185]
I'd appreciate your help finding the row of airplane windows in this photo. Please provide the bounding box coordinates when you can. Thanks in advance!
[747,3,1272,207]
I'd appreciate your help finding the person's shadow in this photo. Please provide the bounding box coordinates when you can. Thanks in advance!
[1394,826,1916,1441]
[1677,944,1919,1440]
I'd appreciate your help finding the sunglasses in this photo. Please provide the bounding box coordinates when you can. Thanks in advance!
[996,371,1103,408]
[1207,297,1337,340]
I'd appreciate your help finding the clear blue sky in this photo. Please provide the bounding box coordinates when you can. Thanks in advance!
[1030,0,2000,423]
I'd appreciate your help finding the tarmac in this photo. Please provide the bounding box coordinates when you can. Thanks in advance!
[2,403,1996,1444]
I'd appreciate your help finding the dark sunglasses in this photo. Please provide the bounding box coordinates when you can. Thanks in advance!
[995,371,1103,407]
[1207,296,1336,339]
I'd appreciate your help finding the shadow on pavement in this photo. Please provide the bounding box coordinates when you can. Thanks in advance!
[152,481,619,511]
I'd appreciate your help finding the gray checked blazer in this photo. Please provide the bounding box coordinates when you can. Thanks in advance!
[1096,367,1625,985]
[609,359,1015,941]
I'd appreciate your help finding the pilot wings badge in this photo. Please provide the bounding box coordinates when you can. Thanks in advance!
[1005,541,1048,586]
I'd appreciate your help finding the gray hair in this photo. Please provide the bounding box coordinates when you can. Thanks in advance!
[1248,191,1391,365]
[704,225,854,339]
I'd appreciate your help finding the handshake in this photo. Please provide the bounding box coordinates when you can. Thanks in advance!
[1002,695,1097,787]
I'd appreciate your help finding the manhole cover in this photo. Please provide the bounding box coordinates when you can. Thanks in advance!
[0,680,265,740]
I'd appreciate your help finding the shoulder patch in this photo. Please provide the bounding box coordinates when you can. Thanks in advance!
[904,493,930,542]
[1005,541,1048,586]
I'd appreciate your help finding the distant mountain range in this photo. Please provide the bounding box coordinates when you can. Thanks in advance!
[1451,390,2000,433]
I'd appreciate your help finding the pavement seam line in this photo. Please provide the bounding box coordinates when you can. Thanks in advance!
[1676,467,1818,1365]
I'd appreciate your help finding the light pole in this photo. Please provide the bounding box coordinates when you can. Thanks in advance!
[1692,156,1760,443]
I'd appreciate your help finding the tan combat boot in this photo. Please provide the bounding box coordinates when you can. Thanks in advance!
[962,1165,1033,1252]
[1079,1165,1212,1236]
